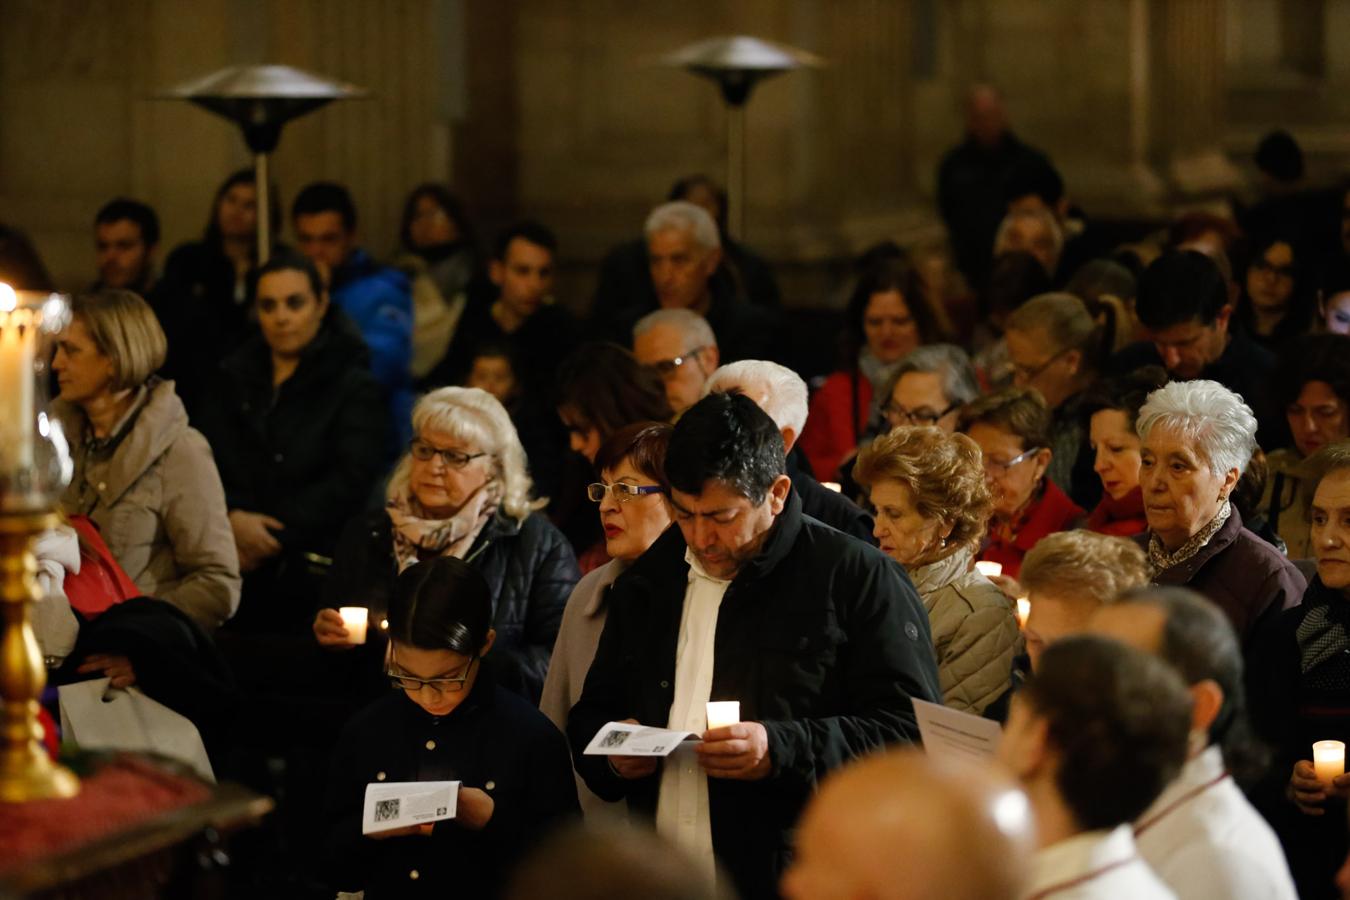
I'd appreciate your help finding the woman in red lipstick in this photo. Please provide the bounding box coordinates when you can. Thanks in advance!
[1079,366,1168,538]
[1262,334,1350,559]
[540,421,674,815]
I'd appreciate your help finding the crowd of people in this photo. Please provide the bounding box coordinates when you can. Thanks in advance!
[10,84,1350,899]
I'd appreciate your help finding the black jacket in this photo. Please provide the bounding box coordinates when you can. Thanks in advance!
[325,674,579,899]
[321,510,578,704]
[786,450,875,545]
[567,492,940,899]
[198,313,389,559]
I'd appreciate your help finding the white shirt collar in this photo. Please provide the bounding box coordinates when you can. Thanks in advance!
[1027,826,1137,898]
[685,547,732,585]
[1135,746,1226,835]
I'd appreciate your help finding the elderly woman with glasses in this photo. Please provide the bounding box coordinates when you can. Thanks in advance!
[1137,380,1304,647]
[314,386,579,704]
[876,344,981,436]
[326,556,579,899]
[961,386,1084,579]
[540,422,672,815]
[854,426,1019,715]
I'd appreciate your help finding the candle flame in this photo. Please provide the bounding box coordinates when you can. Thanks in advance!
[0,283,15,313]
[1016,597,1031,629]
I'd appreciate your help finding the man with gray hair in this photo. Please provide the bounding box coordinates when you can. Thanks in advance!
[633,309,720,416]
[706,360,875,543]
[597,200,781,362]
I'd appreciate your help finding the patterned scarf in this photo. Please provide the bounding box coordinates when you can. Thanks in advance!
[1147,501,1231,575]
[387,480,503,573]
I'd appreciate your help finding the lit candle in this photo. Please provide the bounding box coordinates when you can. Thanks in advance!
[821,481,842,493]
[975,561,1002,578]
[339,607,369,644]
[1016,597,1031,629]
[706,701,741,730]
[1314,740,1345,784]
[0,284,35,470]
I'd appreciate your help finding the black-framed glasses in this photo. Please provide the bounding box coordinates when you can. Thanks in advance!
[648,347,707,377]
[883,400,959,427]
[386,653,479,696]
[1011,350,1067,384]
[982,447,1043,477]
[409,439,488,469]
[1251,258,1297,280]
[587,482,665,503]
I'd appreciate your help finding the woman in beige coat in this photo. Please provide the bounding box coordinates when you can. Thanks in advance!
[52,290,240,632]
[855,425,1019,715]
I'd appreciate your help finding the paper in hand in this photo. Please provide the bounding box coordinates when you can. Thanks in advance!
[362,781,459,835]
[583,721,700,757]
[912,698,1002,760]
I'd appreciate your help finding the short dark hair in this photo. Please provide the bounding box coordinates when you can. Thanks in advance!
[292,181,357,231]
[1022,635,1192,831]
[387,556,494,655]
[1273,333,1350,408]
[1255,129,1304,183]
[665,392,785,504]
[667,174,727,229]
[1113,585,1267,781]
[1078,366,1169,430]
[594,421,674,493]
[493,220,557,261]
[253,247,326,301]
[1002,156,1064,208]
[95,198,160,247]
[556,342,672,439]
[398,183,477,253]
[1135,250,1229,330]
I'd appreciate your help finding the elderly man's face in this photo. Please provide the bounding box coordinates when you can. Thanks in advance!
[648,227,720,311]
[633,322,717,415]
[670,476,789,579]
[1000,218,1058,277]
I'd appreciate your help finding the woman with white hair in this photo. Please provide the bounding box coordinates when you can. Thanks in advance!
[1138,380,1304,646]
[314,386,579,703]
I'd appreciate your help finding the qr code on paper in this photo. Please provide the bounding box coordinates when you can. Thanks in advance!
[374,798,400,822]
[599,729,630,749]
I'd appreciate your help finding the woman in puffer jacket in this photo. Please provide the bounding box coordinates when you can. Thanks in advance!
[854,425,1020,715]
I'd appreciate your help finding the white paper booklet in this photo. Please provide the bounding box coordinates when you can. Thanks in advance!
[583,721,700,757]
[912,697,1003,761]
[362,780,460,835]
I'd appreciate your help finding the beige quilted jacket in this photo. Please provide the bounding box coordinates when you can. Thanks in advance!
[909,546,1021,715]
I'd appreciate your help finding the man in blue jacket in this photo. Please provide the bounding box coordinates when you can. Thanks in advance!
[568,392,941,900]
[293,181,413,449]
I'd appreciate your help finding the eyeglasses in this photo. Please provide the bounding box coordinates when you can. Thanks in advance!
[387,653,479,696]
[1011,350,1067,384]
[587,482,665,503]
[982,447,1043,477]
[647,347,707,377]
[1251,258,1296,280]
[409,440,488,469]
[883,400,959,427]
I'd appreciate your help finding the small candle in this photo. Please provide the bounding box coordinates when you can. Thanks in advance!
[975,561,1003,578]
[339,607,369,644]
[1016,597,1031,629]
[821,481,842,493]
[1314,740,1345,784]
[706,701,740,730]
[0,285,35,470]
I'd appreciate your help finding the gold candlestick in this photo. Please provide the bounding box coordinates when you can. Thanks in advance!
[0,513,78,801]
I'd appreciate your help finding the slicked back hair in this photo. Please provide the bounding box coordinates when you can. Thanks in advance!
[665,392,784,505]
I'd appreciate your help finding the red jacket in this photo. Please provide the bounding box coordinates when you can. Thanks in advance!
[1086,487,1147,538]
[66,515,141,618]
[799,369,872,481]
[980,480,1085,578]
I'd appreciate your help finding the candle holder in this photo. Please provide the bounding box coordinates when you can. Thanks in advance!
[0,285,77,803]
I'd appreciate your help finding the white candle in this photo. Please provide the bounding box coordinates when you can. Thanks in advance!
[975,561,1003,578]
[339,607,369,644]
[821,481,842,493]
[1016,597,1031,629]
[1314,740,1345,784]
[0,285,35,470]
[706,701,741,730]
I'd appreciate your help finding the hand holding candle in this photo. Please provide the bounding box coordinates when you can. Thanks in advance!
[974,561,1002,578]
[339,607,369,644]
[706,701,741,730]
[1314,740,1345,784]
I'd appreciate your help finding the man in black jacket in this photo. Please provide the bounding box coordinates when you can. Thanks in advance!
[567,393,940,900]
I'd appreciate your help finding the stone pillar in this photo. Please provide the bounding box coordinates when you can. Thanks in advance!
[1150,0,1241,196]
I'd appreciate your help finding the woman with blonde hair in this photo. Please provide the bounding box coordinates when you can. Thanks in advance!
[854,426,1019,715]
[53,289,239,632]
[314,386,578,703]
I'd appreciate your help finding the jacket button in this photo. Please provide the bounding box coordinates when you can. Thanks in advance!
[410,869,420,880]
[485,780,495,791]
[273,453,284,463]
[376,771,386,781]
[425,739,436,750]
[660,680,670,689]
